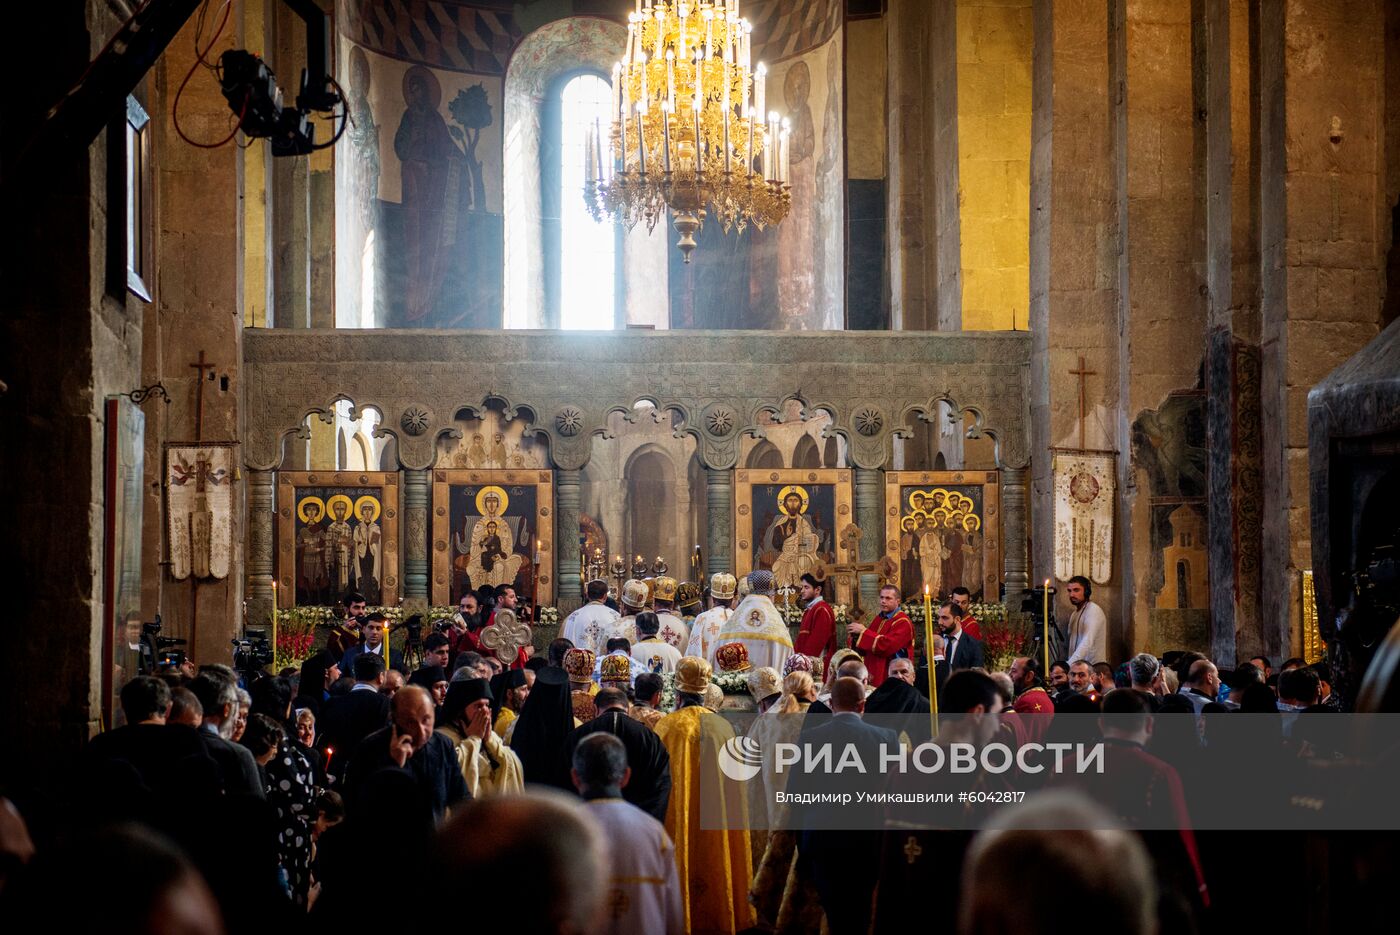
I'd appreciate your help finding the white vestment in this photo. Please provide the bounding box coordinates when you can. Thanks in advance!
[718,595,794,671]
[654,612,690,651]
[685,607,733,663]
[631,638,683,675]
[562,601,621,656]
[585,799,683,935]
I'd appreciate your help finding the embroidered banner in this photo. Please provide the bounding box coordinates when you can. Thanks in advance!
[1053,452,1114,584]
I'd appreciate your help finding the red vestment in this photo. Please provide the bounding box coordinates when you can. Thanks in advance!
[855,611,913,687]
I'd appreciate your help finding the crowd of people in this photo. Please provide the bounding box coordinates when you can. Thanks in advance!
[0,571,1375,934]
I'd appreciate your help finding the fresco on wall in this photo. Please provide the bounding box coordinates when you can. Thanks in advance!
[336,37,505,328]
[338,0,844,330]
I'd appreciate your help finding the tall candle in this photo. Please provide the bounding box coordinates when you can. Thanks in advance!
[666,49,676,113]
[753,63,765,125]
[636,107,646,174]
[662,104,672,172]
[745,105,754,178]
[1043,578,1051,681]
[923,586,939,739]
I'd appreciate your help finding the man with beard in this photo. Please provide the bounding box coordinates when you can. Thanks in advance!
[1065,574,1107,665]
[566,687,672,821]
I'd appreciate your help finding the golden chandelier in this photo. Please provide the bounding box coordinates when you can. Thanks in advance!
[584,0,792,263]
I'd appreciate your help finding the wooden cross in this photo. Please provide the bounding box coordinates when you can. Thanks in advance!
[1069,355,1096,451]
[189,350,216,441]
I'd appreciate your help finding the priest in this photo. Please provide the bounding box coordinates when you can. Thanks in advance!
[654,657,753,934]
[566,686,672,821]
[436,677,524,799]
[717,571,794,671]
[684,573,737,662]
[650,576,692,650]
[561,578,620,656]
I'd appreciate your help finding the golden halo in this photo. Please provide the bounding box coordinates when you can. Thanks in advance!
[325,494,354,519]
[907,489,933,511]
[296,496,326,523]
[956,495,975,513]
[776,485,809,514]
[929,488,951,505]
[353,495,381,523]
[964,514,981,531]
[948,511,966,528]
[900,515,916,531]
[475,485,509,515]
[930,508,949,523]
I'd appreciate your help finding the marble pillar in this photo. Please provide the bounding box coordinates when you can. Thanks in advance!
[403,469,429,605]
[706,468,732,577]
[246,470,275,625]
[556,469,582,614]
[854,469,883,610]
[1001,466,1029,599]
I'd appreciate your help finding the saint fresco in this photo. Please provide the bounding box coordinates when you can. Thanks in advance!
[884,472,1001,603]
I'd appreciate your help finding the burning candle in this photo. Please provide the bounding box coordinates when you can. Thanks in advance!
[662,103,672,172]
[924,585,938,738]
[1043,578,1051,680]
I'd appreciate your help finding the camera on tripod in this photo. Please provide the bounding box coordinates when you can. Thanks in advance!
[232,628,274,675]
[389,614,424,649]
[139,616,186,675]
[1021,584,1062,653]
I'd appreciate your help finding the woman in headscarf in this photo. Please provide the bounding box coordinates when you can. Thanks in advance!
[249,676,318,907]
[502,666,575,790]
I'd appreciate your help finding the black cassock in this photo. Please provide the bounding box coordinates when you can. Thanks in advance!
[566,708,673,821]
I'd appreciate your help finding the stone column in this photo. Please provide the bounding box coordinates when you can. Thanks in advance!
[853,469,884,611]
[246,470,275,626]
[402,470,429,605]
[555,470,583,614]
[1001,466,1030,598]
[706,469,732,577]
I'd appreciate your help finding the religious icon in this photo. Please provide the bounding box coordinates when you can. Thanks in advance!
[884,473,1002,603]
[734,469,852,587]
[432,469,554,609]
[277,472,399,608]
[353,495,384,604]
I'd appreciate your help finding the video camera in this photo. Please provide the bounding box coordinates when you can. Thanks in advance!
[232,628,274,675]
[1022,584,1063,654]
[389,614,425,650]
[139,616,186,675]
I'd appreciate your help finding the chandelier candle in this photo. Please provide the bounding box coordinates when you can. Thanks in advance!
[585,0,791,262]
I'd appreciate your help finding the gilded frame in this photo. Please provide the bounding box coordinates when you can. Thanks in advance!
[883,470,1002,603]
[277,471,400,608]
[431,469,555,608]
[733,468,853,584]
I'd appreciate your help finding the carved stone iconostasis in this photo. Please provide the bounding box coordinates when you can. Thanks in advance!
[242,330,1033,624]
[277,472,400,608]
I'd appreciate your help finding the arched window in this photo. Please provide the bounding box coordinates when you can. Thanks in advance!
[503,18,668,330]
[548,72,618,329]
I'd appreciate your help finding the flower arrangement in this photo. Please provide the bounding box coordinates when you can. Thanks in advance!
[979,614,1035,673]
[712,669,753,695]
[535,606,560,627]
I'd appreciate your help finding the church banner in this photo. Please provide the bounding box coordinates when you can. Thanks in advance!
[431,469,554,611]
[1052,451,1115,584]
[277,471,400,608]
[733,469,852,592]
[165,443,236,581]
[882,471,1001,603]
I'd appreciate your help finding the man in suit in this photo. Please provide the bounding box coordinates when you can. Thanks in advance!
[339,612,404,674]
[565,687,672,821]
[316,653,391,782]
[188,669,264,799]
[938,600,984,672]
[795,677,900,934]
